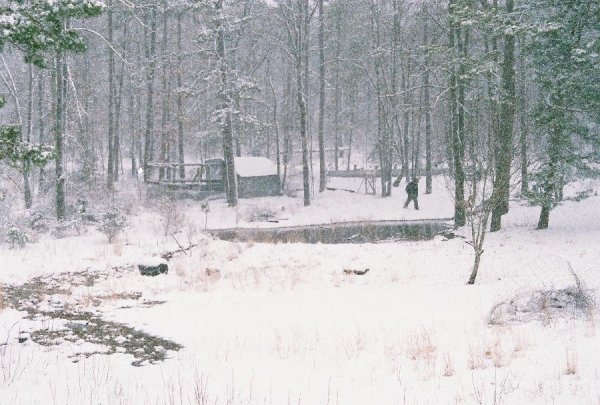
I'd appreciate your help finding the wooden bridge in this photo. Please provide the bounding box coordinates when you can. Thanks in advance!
[146,162,224,191]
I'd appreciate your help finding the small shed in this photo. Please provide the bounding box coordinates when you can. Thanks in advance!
[205,157,281,198]
[235,157,281,198]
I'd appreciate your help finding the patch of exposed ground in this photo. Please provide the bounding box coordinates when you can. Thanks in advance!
[1,268,182,366]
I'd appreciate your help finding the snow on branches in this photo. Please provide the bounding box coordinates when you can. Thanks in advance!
[0,0,104,66]
[0,125,54,167]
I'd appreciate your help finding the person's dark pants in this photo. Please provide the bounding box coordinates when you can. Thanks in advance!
[404,195,419,209]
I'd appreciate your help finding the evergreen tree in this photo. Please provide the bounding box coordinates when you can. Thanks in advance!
[526,0,600,229]
[1,0,104,217]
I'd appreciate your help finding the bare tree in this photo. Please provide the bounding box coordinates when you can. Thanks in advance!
[214,0,238,206]
[143,6,158,183]
[317,0,326,192]
[107,0,116,190]
[421,7,433,194]
[279,0,311,206]
[464,158,496,284]
[176,10,185,179]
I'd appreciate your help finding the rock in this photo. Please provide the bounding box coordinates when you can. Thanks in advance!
[138,257,168,276]
[343,268,370,276]
[139,262,168,276]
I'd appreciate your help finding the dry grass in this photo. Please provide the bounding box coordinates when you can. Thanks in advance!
[274,328,320,360]
[491,346,507,368]
[468,343,486,370]
[585,309,596,337]
[442,352,455,377]
[112,243,123,256]
[341,328,367,359]
[406,328,436,361]
[565,348,578,375]
[511,332,529,357]
[174,262,186,278]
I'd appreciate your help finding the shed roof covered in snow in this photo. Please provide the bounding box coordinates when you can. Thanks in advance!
[234,157,277,178]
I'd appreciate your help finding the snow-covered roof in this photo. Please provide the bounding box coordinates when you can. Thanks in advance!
[234,157,277,177]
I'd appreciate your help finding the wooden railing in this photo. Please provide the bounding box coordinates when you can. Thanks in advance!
[146,162,223,191]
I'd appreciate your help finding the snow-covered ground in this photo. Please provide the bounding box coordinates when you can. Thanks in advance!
[1,176,599,404]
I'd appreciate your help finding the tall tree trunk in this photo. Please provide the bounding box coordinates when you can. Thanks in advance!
[282,57,292,191]
[371,0,390,197]
[317,0,326,192]
[298,65,310,206]
[107,0,116,190]
[422,10,433,194]
[159,7,170,181]
[537,98,564,230]
[143,8,157,183]
[23,64,33,208]
[215,0,238,206]
[333,6,342,172]
[78,53,95,181]
[176,11,185,179]
[537,203,550,230]
[114,42,126,181]
[413,93,422,178]
[520,111,528,193]
[129,87,137,176]
[268,75,282,193]
[518,38,528,194]
[390,0,401,185]
[401,60,411,183]
[303,0,312,196]
[54,47,66,220]
[233,93,242,157]
[490,0,516,232]
[346,94,355,171]
[284,0,311,205]
[37,69,46,189]
[449,0,466,227]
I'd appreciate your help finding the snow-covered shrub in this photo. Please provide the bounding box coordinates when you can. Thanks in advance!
[97,203,128,243]
[6,226,30,248]
[243,205,277,223]
[489,268,596,325]
[51,216,84,239]
[27,210,49,232]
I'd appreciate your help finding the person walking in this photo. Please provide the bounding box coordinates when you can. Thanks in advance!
[404,177,419,210]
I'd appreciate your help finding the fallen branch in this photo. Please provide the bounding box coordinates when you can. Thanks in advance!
[161,237,198,260]
[326,187,355,193]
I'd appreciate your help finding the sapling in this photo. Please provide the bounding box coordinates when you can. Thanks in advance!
[200,200,210,230]
[6,226,30,248]
[464,159,495,285]
[97,203,127,243]
[27,210,49,232]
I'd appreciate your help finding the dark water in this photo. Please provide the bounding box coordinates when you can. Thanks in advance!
[210,219,453,244]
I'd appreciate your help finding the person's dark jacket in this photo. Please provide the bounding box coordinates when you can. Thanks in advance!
[405,180,418,197]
